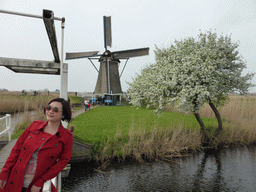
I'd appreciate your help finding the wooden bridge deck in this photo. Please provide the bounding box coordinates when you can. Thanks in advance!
[0,139,17,171]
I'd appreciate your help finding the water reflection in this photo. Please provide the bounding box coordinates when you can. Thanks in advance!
[191,149,228,191]
[62,147,256,192]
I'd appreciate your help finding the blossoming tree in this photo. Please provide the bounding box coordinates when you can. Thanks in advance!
[128,31,255,142]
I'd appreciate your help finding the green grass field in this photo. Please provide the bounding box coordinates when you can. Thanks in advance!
[69,96,83,104]
[71,106,218,147]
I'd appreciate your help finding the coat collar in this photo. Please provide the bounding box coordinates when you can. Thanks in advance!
[34,121,65,137]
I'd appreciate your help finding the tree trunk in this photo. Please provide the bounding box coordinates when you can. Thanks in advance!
[208,100,223,137]
[194,112,211,142]
[194,99,223,143]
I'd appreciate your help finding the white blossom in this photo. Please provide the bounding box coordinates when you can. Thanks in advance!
[128,31,255,115]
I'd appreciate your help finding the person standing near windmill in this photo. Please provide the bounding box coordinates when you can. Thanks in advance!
[84,99,89,111]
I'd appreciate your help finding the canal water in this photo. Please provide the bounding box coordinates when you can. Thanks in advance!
[62,146,256,192]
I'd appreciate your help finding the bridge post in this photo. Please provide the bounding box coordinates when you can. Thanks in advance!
[6,114,11,141]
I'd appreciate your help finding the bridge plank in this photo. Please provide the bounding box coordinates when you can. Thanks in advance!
[0,139,17,172]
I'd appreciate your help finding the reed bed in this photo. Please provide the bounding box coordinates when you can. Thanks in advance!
[94,125,202,169]
[2,93,256,168]
[0,93,59,133]
[199,95,256,130]
[0,93,83,137]
[93,95,256,168]
[196,95,256,148]
[0,93,58,114]
[0,92,79,115]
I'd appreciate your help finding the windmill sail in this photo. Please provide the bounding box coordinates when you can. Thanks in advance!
[104,16,112,49]
[66,51,99,60]
[112,47,149,59]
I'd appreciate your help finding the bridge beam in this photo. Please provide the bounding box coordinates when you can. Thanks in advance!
[0,57,62,75]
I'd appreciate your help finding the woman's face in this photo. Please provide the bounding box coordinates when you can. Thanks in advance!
[45,101,63,123]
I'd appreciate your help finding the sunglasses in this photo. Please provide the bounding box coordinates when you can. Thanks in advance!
[45,105,62,113]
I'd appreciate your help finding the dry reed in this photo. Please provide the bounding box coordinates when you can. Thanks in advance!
[0,93,58,114]
[165,95,256,146]
[95,95,256,168]
[199,95,256,146]
[93,124,203,169]
[0,93,57,132]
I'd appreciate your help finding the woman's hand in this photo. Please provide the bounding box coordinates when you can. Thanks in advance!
[31,185,41,192]
[0,180,7,189]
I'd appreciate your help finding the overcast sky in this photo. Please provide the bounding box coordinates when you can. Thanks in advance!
[1,0,256,93]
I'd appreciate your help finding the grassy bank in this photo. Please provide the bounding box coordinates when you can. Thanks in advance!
[70,95,256,168]
[5,94,256,168]
[70,106,204,168]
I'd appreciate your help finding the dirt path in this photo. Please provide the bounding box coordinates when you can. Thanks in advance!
[72,106,96,118]
[72,108,85,118]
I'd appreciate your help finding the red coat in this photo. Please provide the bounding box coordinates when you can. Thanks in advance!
[0,120,73,192]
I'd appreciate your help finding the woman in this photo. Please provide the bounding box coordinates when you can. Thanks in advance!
[0,98,73,192]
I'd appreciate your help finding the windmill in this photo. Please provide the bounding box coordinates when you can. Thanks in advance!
[66,16,149,95]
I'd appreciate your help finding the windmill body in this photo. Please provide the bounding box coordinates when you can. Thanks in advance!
[95,57,122,94]
[66,16,149,95]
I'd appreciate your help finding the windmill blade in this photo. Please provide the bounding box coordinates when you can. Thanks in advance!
[104,16,112,49]
[66,51,99,60]
[112,47,149,59]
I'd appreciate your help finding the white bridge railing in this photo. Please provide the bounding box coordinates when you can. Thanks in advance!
[43,173,61,192]
[0,114,11,141]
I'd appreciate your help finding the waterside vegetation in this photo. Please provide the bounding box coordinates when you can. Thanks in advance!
[72,95,256,168]
[0,92,83,115]
[0,93,56,115]
[1,94,256,169]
